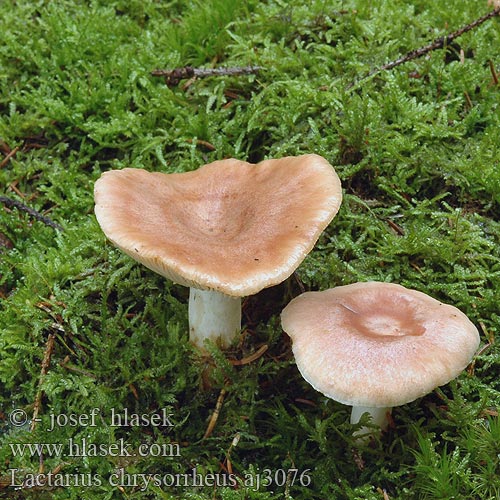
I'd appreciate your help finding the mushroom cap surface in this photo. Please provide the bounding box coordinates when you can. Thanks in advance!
[94,154,342,296]
[281,282,480,408]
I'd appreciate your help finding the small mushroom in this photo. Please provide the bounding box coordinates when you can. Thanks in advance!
[281,282,480,432]
[94,154,342,349]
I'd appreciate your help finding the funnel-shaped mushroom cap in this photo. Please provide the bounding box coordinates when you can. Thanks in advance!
[94,154,342,296]
[281,282,480,408]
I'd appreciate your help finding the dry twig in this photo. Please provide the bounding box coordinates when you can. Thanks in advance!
[376,487,391,500]
[225,433,240,477]
[203,387,227,439]
[31,333,56,431]
[59,355,97,379]
[229,344,268,366]
[489,59,499,85]
[0,196,63,231]
[0,146,19,169]
[350,7,500,88]
[151,65,263,86]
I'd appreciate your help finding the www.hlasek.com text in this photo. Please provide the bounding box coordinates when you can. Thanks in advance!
[9,437,181,458]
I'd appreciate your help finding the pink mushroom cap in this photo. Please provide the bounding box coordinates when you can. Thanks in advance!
[281,282,480,408]
[94,154,342,296]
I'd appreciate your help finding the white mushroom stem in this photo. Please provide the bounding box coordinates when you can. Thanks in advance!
[350,406,392,431]
[188,288,241,349]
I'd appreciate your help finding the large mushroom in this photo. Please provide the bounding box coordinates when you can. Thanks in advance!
[281,282,480,431]
[94,154,342,349]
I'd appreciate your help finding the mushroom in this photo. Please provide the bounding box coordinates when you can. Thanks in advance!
[281,282,480,432]
[94,154,342,349]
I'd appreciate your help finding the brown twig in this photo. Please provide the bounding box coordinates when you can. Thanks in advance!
[294,397,317,407]
[31,333,56,431]
[293,271,306,294]
[225,433,240,478]
[467,339,493,376]
[0,196,63,231]
[151,65,263,86]
[481,408,499,417]
[489,59,499,85]
[349,7,500,89]
[8,182,26,199]
[186,138,216,151]
[386,218,405,236]
[463,90,473,110]
[203,387,227,439]
[376,487,391,500]
[59,355,97,379]
[229,344,268,366]
[0,146,19,169]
